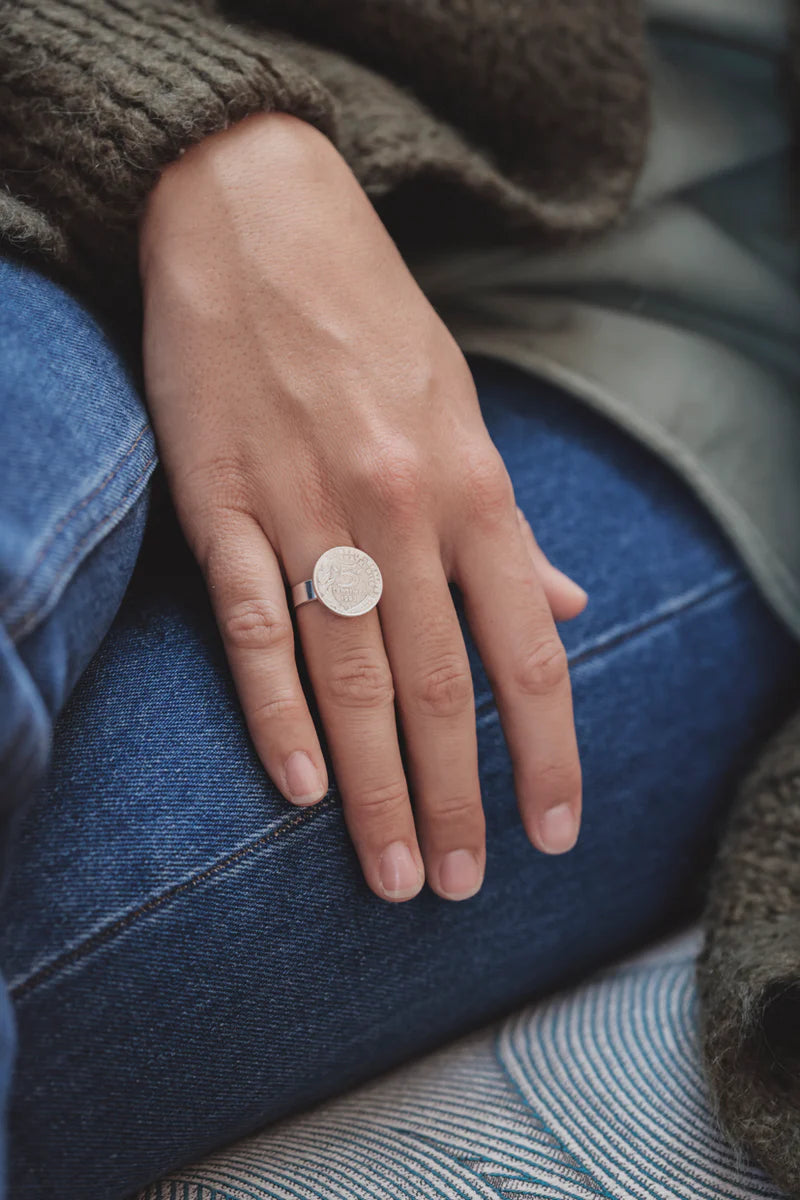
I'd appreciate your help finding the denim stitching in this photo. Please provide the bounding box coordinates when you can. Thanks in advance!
[8,450,157,645]
[10,794,340,1001]
[0,423,153,618]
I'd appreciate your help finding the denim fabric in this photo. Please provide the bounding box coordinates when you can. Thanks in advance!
[0,259,155,812]
[0,260,156,1200]
[0,305,798,1198]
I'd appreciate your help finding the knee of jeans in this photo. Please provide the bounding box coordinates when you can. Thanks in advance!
[0,496,152,815]
[0,262,156,643]
[0,259,157,808]
[0,617,51,818]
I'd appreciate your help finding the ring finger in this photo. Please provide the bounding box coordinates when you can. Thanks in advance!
[287,536,425,903]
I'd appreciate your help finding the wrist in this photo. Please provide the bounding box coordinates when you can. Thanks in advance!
[139,112,337,281]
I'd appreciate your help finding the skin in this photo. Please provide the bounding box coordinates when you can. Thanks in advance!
[138,112,587,904]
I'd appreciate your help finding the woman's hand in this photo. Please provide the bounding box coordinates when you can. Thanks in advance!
[139,113,586,903]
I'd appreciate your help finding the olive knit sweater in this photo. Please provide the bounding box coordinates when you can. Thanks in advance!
[0,0,648,310]
[1,1,800,1194]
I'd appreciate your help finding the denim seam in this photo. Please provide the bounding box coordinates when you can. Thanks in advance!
[567,570,747,670]
[9,794,340,1001]
[0,633,51,810]
[0,422,153,621]
[475,570,746,723]
[7,570,750,1004]
[7,449,157,645]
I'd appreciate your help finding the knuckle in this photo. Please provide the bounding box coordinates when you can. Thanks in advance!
[462,448,514,529]
[179,453,255,518]
[514,637,569,696]
[428,792,482,827]
[248,692,306,725]
[221,599,294,654]
[359,443,425,524]
[354,777,410,819]
[414,657,473,718]
[326,651,395,709]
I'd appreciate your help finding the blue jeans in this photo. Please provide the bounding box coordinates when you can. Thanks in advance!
[0,259,798,1200]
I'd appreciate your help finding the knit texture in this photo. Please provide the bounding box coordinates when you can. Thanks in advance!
[698,710,800,1197]
[0,0,337,308]
[0,0,648,311]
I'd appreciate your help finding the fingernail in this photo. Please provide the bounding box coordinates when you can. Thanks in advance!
[538,803,579,854]
[554,568,588,604]
[284,751,326,806]
[438,848,483,900]
[378,841,423,899]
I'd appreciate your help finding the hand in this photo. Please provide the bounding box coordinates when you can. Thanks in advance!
[139,113,586,903]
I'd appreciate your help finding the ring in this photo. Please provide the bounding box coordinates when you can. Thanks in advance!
[291,546,383,617]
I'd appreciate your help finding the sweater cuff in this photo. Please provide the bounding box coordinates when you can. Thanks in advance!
[0,1,337,294]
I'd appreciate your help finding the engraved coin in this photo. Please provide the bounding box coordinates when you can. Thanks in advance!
[312,546,383,617]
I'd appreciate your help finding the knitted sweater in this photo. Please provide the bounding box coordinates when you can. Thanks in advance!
[1,1,799,1193]
[0,0,648,313]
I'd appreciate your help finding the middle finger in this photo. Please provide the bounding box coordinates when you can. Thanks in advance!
[378,548,485,901]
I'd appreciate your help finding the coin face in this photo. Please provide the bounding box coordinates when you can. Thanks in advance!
[312,546,383,617]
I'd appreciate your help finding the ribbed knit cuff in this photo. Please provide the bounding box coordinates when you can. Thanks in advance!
[0,0,337,298]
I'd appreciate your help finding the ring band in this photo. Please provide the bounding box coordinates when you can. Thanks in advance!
[291,579,318,608]
[291,546,383,617]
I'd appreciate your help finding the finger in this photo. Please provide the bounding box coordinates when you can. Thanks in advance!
[378,549,485,901]
[516,507,588,623]
[287,538,425,903]
[201,513,329,807]
[455,507,582,857]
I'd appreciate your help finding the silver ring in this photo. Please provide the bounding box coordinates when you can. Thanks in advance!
[291,546,383,617]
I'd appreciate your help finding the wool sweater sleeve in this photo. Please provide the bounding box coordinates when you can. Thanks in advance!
[235,0,647,195]
[0,0,649,309]
[0,0,337,295]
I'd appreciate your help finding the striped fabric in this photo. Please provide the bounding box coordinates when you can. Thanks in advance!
[141,927,785,1200]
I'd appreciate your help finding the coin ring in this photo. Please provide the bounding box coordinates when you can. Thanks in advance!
[299,546,383,617]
